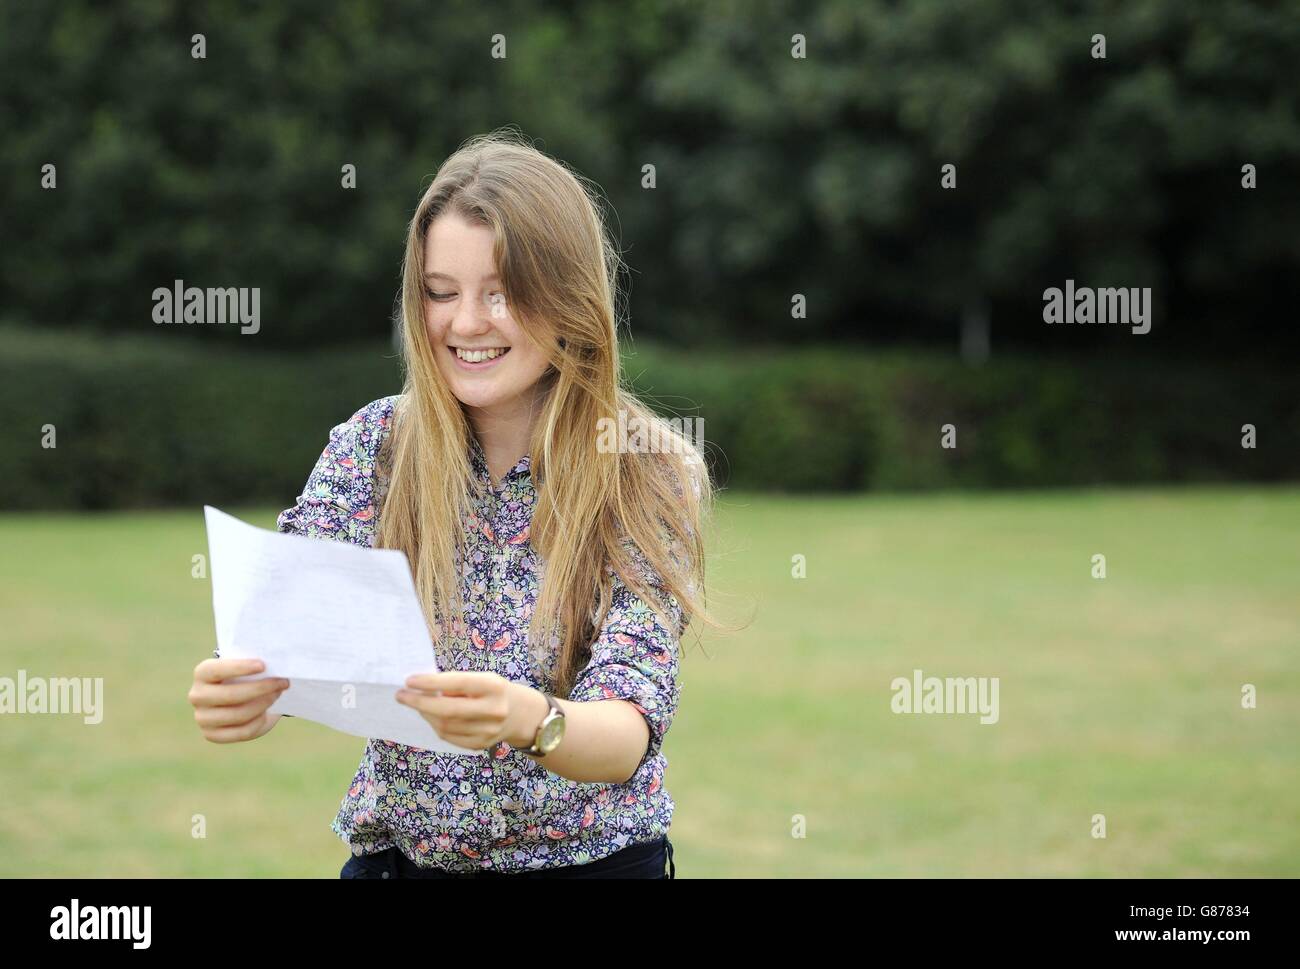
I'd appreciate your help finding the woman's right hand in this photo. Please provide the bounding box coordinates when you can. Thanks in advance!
[189,657,290,743]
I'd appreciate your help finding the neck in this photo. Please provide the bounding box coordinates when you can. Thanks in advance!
[466,381,550,485]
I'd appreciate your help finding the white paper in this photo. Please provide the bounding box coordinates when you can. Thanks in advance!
[203,505,482,755]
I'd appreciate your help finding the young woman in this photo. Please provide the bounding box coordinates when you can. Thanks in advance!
[187,131,718,878]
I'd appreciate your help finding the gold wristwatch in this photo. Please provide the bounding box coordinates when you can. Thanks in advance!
[517,693,566,757]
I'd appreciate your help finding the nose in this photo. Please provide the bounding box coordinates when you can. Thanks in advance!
[448,292,498,341]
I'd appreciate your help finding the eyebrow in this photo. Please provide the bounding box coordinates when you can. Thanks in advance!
[424,271,501,282]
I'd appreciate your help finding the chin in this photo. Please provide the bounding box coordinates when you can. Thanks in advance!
[450,382,514,410]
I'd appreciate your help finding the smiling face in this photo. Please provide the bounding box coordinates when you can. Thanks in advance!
[423,212,552,418]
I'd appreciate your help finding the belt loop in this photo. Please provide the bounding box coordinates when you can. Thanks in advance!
[666,838,675,879]
[386,846,399,879]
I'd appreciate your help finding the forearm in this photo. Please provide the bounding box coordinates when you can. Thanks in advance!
[505,682,649,785]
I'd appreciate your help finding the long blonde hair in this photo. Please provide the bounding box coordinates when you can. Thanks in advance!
[377,129,721,699]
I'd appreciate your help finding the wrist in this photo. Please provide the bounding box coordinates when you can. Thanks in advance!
[506,683,550,749]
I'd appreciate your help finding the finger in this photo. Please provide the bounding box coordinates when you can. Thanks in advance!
[194,657,266,684]
[408,707,491,749]
[204,713,273,744]
[194,688,284,726]
[194,691,284,728]
[395,690,451,718]
[190,677,289,708]
[404,671,494,696]
[438,730,491,751]
[396,692,497,721]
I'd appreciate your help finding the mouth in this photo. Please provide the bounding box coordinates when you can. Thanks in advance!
[449,345,511,370]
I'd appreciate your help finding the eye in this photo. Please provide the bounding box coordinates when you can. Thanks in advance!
[425,287,454,301]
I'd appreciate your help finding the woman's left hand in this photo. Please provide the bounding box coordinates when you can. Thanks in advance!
[397,671,542,751]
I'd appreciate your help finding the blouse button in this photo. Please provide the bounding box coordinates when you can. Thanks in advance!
[381,871,390,879]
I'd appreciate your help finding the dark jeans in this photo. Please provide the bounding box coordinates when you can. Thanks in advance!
[340,835,675,879]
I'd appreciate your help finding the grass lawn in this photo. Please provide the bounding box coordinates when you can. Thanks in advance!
[1,485,1296,877]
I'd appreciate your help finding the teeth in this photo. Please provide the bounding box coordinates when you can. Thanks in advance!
[455,347,509,363]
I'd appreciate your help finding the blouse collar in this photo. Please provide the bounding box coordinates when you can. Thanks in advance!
[469,434,533,489]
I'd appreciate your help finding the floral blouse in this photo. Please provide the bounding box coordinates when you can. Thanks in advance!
[275,395,685,872]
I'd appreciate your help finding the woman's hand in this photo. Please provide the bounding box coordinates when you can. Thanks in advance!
[189,657,289,743]
[397,671,546,752]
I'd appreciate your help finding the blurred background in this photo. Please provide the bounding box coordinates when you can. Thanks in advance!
[1,0,1296,877]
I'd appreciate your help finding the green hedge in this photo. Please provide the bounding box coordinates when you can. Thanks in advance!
[0,327,401,511]
[1,325,1295,510]
[619,344,1300,492]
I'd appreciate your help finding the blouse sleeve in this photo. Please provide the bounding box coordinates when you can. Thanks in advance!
[275,400,388,547]
[567,468,697,776]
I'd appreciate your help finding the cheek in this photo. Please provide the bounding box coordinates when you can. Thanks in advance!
[426,318,457,354]
[513,345,552,384]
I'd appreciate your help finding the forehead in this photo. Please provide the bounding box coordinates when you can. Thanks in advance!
[424,214,499,279]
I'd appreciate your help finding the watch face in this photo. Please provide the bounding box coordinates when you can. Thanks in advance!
[539,716,565,753]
